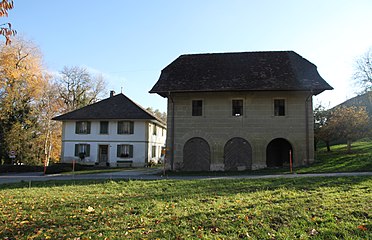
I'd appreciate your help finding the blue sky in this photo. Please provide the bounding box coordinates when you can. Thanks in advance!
[6,0,372,112]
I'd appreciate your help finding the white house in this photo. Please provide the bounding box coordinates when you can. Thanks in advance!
[53,92,166,167]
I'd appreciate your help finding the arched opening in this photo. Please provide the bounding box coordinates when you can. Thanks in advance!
[183,137,211,171]
[266,138,293,167]
[224,137,252,171]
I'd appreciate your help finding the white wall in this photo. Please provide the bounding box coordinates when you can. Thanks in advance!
[147,123,167,163]
[60,120,166,167]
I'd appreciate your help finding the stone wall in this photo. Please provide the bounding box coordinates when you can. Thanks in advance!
[165,91,314,171]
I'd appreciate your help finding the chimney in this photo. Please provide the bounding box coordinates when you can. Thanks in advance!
[110,90,115,97]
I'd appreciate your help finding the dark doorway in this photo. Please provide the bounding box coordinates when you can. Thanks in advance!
[224,137,252,171]
[266,138,293,167]
[183,137,210,171]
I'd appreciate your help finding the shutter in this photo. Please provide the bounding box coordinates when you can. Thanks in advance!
[86,144,90,156]
[75,122,79,134]
[130,122,134,134]
[75,144,79,156]
[87,121,91,134]
[129,145,133,157]
[117,145,121,157]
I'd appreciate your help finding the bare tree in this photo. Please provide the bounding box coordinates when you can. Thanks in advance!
[55,66,106,112]
[353,48,372,93]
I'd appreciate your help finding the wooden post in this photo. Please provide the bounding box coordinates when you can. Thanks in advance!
[289,150,293,173]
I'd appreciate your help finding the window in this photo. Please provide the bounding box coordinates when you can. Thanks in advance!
[74,144,90,157]
[152,146,156,158]
[274,99,286,116]
[153,125,157,135]
[117,144,133,158]
[75,121,91,134]
[232,100,243,116]
[192,100,203,116]
[117,121,134,134]
[100,121,109,134]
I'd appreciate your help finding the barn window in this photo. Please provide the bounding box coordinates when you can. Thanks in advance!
[274,99,285,116]
[192,100,203,116]
[232,100,243,116]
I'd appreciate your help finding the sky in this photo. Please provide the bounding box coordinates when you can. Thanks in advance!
[5,0,372,112]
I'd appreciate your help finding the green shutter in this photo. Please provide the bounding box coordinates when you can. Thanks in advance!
[117,145,121,157]
[75,144,79,156]
[86,144,90,156]
[87,122,91,134]
[129,145,133,157]
[75,122,79,134]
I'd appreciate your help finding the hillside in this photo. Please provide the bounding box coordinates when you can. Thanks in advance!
[337,91,372,116]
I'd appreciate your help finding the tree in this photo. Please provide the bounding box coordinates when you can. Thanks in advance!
[146,107,167,123]
[35,80,63,165]
[0,38,46,164]
[327,106,369,153]
[0,0,16,45]
[353,48,372,93]
[314,104,333,151]
[55,66,106,112]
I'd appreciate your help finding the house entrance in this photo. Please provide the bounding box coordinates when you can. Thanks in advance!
[183,137,210,171]
[98,145,109,166]
[224,137,252,171]
[266,138,293,167]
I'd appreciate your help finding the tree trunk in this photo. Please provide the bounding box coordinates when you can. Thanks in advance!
[326,141,331,152]
[347,139,352,153]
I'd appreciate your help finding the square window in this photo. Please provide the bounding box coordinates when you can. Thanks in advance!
[100,121,109,134]
[274,99,285,116]
[75,144,90,157]
[192,100,203,116]
[75,121,91,134]
[232,100,243,116]
[117,144,133,158]
[118,121,134,134]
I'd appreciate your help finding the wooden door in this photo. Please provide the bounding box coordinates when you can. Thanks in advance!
[224,137,252,171]
[183,137,210,171]
[99,145,109,165]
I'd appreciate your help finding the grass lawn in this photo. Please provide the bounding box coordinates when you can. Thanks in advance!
[297,141,372,174]
[0,176,371,239]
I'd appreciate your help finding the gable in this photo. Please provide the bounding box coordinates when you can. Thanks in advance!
[150,51,333,97]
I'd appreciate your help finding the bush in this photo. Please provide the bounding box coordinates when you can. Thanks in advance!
[0,165,44,173]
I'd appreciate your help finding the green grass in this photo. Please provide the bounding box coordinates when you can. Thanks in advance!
[1,177,371,239]
[297,141,372,173]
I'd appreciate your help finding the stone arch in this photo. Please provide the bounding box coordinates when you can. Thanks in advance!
[224,137,252,171]
[183,137,211,171]
[266,138,293,167]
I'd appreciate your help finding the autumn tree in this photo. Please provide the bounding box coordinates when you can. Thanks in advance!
[327,106,369,153]
[0,38,46,164]
[35,80,63,165]
[353,48,372,93]
[314,104,334,151]
[0,0,16,44]
[55,66,106,112]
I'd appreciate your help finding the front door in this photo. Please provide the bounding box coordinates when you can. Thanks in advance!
[98,145,109,165]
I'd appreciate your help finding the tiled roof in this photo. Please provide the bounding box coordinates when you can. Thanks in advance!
[150,51,333,97]
[52,93,165,125]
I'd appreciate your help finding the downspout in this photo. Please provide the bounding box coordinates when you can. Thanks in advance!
[168,92,175,171]
[305,90,313,166]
